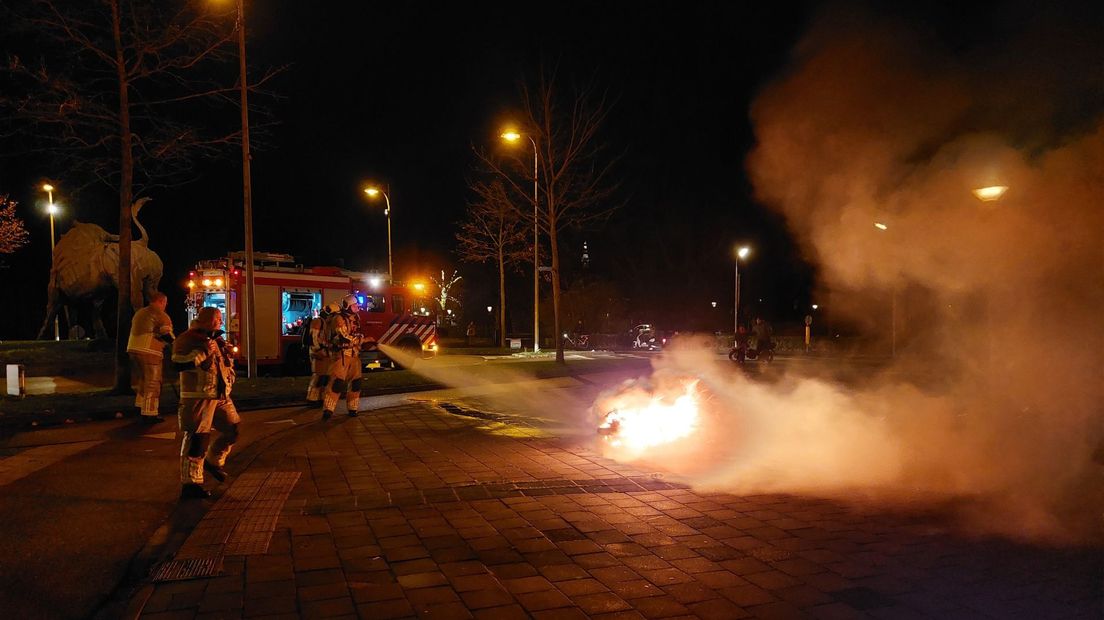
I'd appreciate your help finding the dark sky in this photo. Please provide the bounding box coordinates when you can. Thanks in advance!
[4,0,1089,339]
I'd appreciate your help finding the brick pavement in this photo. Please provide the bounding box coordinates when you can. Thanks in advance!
[138,400,1102,619]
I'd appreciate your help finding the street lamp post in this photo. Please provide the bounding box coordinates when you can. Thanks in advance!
[42,183,59,340]
[873,221,898,357]
[228,0,257,379]
[363,187,393,282]
[734,246,750,344]
[501,130,540,353]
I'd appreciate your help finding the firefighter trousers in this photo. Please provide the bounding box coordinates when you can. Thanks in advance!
[177,397,241,485]
[130,352,164,418]
[306,354,332,403]
[323,350,362,414]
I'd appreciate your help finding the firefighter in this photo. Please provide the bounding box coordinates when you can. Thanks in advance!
[172,307,240,500]
[321,294,363,420]
[305,303,338,405]
[127,291,174,423]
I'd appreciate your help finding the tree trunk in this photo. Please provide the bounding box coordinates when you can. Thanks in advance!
[111,0,134,395]
[549,212,564,364]
[497,246,507,348]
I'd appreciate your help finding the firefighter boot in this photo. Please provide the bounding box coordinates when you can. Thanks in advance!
[203,460,228,482]
[180,483,211,500]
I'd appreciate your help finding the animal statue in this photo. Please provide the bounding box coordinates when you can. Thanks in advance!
[37,198,163,340]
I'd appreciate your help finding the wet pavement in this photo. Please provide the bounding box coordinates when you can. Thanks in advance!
[127,392,1102,620]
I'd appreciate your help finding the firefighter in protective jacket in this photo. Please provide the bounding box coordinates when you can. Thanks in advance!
[305,303,338,405]
[127,291,174,423]
[321,294,363,420]
[172,307,240,500]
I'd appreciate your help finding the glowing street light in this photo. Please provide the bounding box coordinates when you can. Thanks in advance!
[501,127,540,353]
[363,186,393,282]
[874,222,888,231]
[734,245,751,340]
[972,185,1008,202]
[42,183,60,340]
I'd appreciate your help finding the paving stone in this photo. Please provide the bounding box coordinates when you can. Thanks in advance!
[574,552,622,569]
[488,562,540,579]
[536,562,591,582]
[348,582,404,603]
[744,569,802,590]
[242,594,297,617]
[460,587,516,610]
[557,578,611,597]
[574,591,633,614]
[531,608,592,620]
[405,585,461,607]
[355,598,414,619]
[294,568,346,588]
[472,603,529,619]
[720,584,778,607]
[516,589,574,611]
[631,595,692,619]
[396,571,449,589]
[502,575,556,594]
[296,581,349,602]
[608,579,665,600]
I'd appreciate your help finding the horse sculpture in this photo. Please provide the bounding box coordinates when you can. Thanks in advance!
[37,198,163,340]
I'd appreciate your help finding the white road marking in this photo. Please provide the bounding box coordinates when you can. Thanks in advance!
[0,441,105,487]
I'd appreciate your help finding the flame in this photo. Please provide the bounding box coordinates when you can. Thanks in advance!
[598,381,701,452]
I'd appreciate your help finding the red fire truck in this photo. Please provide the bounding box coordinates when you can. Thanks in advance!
[184,252,437,372]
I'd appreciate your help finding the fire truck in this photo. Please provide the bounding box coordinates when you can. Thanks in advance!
[184,252,437,372]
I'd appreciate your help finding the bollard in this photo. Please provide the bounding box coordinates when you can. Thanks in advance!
[6,364,26,398]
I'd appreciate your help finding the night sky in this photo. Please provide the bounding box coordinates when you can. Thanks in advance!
[0,0,1092,340]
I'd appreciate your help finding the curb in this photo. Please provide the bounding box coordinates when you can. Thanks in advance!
[0,382,446,435]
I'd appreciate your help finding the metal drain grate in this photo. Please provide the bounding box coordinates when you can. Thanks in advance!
[150,556,224,582]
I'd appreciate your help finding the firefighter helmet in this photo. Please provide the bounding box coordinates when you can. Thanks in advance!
[323,302,341,316]
[340,294,360,312]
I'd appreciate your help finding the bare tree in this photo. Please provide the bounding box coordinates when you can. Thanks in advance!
[1,0,280,392]
[456,179,529,347]
[0,195,31,255]
[477,66,620,362]
[431,269,462,326]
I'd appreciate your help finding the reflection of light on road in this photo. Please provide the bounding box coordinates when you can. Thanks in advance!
[598,380,700,454]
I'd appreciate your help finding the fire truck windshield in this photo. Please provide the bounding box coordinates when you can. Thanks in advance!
[203,293,227,315]
[362,294,386,313]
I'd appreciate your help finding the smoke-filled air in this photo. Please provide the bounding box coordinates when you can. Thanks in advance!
[595,6,1104,544]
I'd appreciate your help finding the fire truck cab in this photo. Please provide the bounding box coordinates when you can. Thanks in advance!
[184,252,437,373]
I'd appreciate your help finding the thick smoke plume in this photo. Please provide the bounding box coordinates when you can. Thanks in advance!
[606,6,1104,543]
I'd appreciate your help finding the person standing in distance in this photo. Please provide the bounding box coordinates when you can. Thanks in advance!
[321,294,363,420]
[172,307,240,500]
[127,291,174,423]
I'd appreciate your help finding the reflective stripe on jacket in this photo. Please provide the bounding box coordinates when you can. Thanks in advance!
[127,306,174,357]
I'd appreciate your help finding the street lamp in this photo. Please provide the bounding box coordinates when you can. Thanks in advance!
[734,245,751,342]
[42,183,60,340]
[363,186,393,282]
[214,0,258,377]
[501,128,540,353]
[972,185,1008,202]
